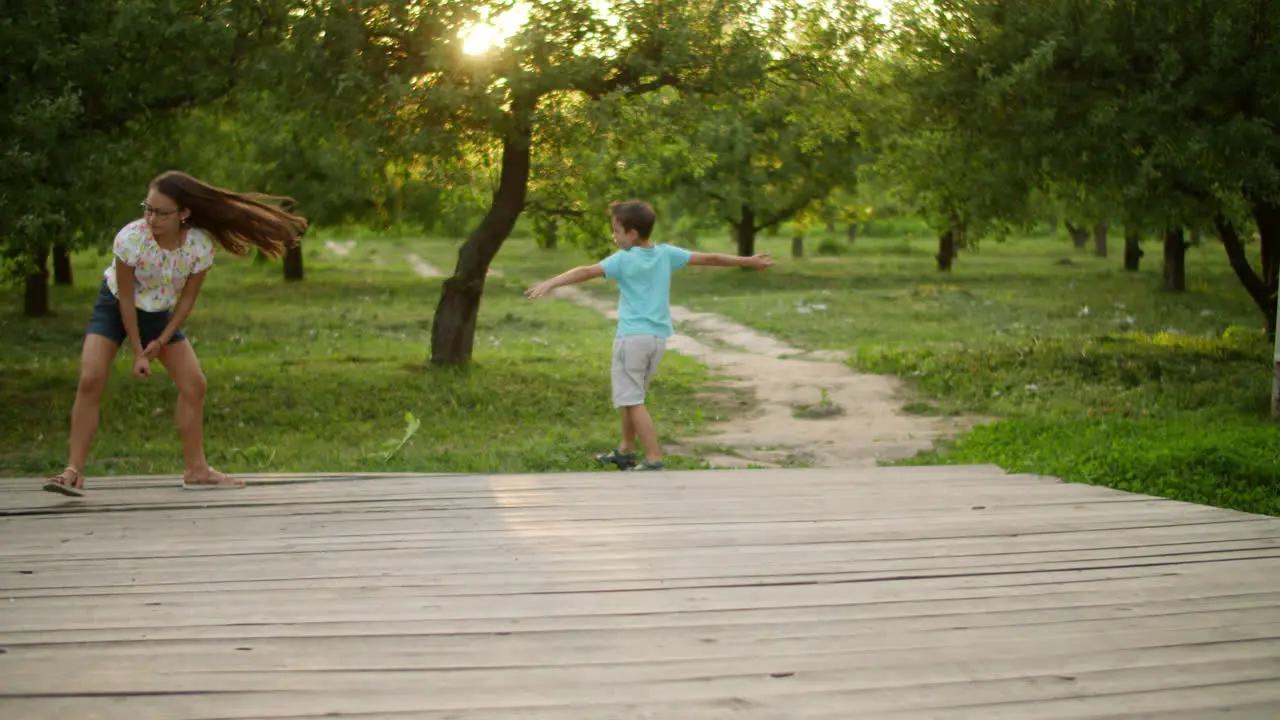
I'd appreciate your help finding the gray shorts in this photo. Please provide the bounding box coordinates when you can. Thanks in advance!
[611,335,666,407]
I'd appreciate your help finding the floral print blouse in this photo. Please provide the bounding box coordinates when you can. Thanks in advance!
[103,219,216,312]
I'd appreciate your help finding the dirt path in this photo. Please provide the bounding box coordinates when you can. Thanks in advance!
[549,285,977,469]
[407,255,977,469]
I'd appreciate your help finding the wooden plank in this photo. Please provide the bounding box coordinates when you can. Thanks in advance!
[4,588,1275,647]
[4,609,1277,669]
[2,503,1261,551]
[1,658,1277,718]
[5,556,1274,622]
[5,518,1271,569]
[5,535,1277,593]
[0,466,1275,719]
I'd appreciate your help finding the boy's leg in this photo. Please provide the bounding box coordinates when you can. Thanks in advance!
[627,404,662,463]
[596,338,639,469]
[619,408,637,453]
[626,336,667,465]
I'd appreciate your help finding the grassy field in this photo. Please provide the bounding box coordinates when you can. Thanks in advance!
[410,224,1278,515]
[0,242,711,478]
[3,223,1276,515]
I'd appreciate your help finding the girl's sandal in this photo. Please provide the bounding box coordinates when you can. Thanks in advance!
[43,467,85,498]
[182,467,245,491]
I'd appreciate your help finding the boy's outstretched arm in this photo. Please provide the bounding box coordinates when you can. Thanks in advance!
[688,252,774,270]
[525,264,605,299]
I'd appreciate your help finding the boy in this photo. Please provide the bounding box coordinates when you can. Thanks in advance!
[525,199,774,471]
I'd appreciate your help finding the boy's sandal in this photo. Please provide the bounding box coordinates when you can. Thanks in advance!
[183,468,245,490]
[43,467,86,497]
[627,461,666,472]
[595,449,638,469]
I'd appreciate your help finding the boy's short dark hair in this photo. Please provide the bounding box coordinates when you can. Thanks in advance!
[609,200,657,240]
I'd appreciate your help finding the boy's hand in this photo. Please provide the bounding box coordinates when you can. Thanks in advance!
[525,281,554,300]
[747,253,774,270]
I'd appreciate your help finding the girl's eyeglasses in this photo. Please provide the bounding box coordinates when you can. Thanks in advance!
[140,202,180,218]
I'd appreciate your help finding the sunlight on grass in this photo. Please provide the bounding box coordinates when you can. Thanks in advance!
[3,227,1275,516]
[0,244,709,477]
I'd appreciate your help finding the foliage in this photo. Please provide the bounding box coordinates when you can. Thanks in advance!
[881,0,1280,323]
[569,1,880,253]
[0,0,295,280]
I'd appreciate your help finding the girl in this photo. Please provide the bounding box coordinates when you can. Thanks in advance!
[43,171,307,496]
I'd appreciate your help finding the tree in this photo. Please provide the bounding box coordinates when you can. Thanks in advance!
[0,0,294,315]
[590,1,879,257]
[1274,288,1280,418]
[862,33,1044,270]
[168,1,461,280]
[420,0,778,365]
[886,0,1280,331]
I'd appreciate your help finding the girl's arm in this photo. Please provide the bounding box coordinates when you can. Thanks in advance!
[144,272,206,358]
[115,259,146,357]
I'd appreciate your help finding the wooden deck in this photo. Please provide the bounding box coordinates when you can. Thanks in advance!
[1,465,1278,719]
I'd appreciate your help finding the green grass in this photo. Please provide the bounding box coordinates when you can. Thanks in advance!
[434,225,1276,516]
[0,242,710,477]
[664,232,1263,348]
[861,331,1280,515]
[627,228,1274,516]
[5,225,1277,516]
[897,417,1280,515]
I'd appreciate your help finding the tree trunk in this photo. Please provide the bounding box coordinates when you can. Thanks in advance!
[537,218,558,250]
[1273,354,1279,419]
[1163,228,1187,292]
[1216,215,1277,337]
[846,223,857,244]
[1093,222,1108,258]
[53,244,73,286]
[936,228,955,271]
[1066,221,1089,249]
[1252,195,1280,314]
[25,245,51,317]
[283,241,304,281]
[1123,227,1143,271]
[1188,227,1201,247]
[431,97,534,366]
[734,206,757,257]
[1274,292,1280,417]
[791,235,803,258]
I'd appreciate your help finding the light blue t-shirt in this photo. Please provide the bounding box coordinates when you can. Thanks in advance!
[599,244,693,338]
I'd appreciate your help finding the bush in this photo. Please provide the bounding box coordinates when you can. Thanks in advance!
[858,331,1279,515]
[816,238,846,256]
[898,417,1280,516]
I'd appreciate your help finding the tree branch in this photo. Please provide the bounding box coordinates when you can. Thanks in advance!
[523,201,584,218]
[759,190,822,230]
[1215,213,1272,314]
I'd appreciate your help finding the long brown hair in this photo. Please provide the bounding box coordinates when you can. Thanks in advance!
[151,171,308,258]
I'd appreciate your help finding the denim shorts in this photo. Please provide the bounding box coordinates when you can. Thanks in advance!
[85,280,186,347]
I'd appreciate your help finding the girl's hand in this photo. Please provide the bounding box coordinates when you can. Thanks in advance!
[143,339,164,360]
[133,356,152,378]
